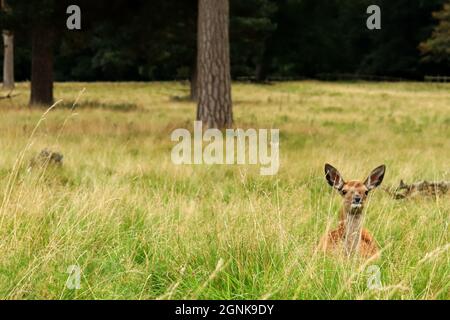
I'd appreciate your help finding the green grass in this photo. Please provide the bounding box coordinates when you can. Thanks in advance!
[0,81,448,299]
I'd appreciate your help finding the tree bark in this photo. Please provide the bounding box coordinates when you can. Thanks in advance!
[30,26,54,106]
[196,0,233,129]
[2,30,14,89]
[1,0,14,90]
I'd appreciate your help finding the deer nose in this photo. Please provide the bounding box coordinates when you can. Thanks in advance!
[353,196,362,203]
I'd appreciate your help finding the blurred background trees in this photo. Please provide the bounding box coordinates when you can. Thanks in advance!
[1,0,14,89]
[0,0,449,87]
[420,2,450,65]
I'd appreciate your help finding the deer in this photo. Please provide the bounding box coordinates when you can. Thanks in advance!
[319,163,386,259]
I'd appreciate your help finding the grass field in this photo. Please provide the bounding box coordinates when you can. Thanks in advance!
[0,81,448,299]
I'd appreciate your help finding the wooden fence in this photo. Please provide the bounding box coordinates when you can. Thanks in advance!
[236,73,407,82]
[424,75,450,83]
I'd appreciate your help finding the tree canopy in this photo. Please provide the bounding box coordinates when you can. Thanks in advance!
[1,0,449,82]
[420,2,450,65]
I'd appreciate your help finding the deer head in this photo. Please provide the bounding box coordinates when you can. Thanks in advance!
[325,164,386,215]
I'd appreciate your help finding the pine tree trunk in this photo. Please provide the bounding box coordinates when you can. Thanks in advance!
[2,30,14,89]
[196,0,233,129]
[30,26,54,106]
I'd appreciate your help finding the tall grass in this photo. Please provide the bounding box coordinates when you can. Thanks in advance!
[0,81,448,299]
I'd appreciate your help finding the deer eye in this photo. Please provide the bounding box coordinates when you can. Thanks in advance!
[365,190,369,195]
[341,190,347,195]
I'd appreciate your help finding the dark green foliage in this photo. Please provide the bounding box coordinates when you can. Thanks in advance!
[230,0,277,79]
[1,0,449,81]
[359,0,448,78]
[420,2,450,65]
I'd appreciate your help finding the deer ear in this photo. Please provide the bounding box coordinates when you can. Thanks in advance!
[325,163,344,190]
[364,165,386,190]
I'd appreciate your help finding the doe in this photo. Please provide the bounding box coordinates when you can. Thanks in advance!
[320,163,386,259]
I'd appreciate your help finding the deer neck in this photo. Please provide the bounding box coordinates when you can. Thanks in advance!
[339,206,363,255]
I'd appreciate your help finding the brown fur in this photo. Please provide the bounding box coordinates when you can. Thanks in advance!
[320,222,379,259]
[321,165,385,259]
[320,221,379,259]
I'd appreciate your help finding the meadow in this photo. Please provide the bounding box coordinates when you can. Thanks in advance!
[0,81,448,299]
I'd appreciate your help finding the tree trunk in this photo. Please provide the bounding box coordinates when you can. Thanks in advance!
[196,0,233,129]
[30,26,54,106]
[2,30,14,89]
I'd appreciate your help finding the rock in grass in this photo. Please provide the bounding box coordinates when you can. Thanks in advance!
[29,149,64,169]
